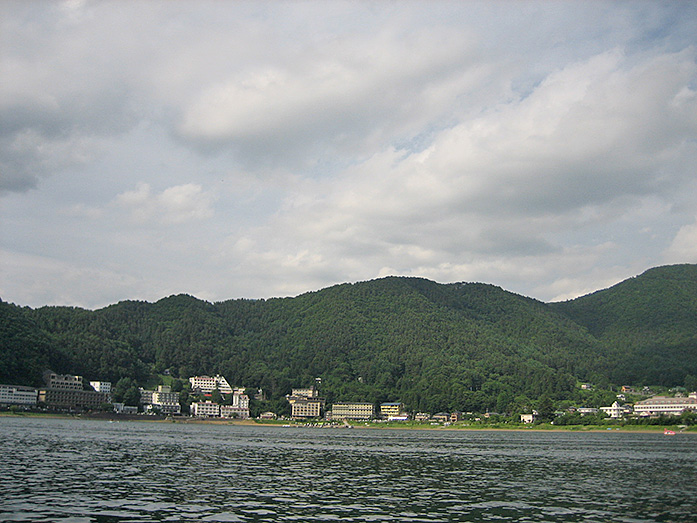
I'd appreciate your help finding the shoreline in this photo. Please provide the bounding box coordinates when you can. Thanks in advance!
[2,412,694,433]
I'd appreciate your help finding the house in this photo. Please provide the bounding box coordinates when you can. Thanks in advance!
[520,413,536,424]
[576,407,599,415]
[414,412,431,422]
[450,411,463,422]
[113,403,138,414]
[432,412,450,423]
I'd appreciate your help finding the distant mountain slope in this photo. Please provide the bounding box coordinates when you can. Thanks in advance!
[1,264,696,413]
[551,264,697,385]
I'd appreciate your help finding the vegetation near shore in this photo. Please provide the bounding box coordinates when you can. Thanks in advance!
[2,264,697,417]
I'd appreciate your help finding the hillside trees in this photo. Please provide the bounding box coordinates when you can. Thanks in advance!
[1,265,695,413]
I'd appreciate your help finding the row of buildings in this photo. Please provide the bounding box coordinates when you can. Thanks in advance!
[3,373,697,421]
[0,373,252,416]
[518,393,697,423]
[284,387,411,421]
[601,393,697,419]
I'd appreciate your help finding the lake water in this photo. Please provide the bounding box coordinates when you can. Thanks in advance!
[1,417,696,522]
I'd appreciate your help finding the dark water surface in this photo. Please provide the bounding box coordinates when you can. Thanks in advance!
[1,417,696,522]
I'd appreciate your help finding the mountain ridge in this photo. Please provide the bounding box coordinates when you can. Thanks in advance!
[1,264,696,413]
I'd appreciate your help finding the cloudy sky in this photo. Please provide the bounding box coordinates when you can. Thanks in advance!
[1,1,696,309]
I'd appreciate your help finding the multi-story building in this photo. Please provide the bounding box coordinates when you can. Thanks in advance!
[39,388,109,410]
[331,402,375,421]
[633,395,697,417]
[189,375,233,394]
[45,373,83,391]
[140,385,181,414]
[140,388,154,405]
[291,386,318,398]
[90,381,111,394]
[191,401,220,417]
[289,397,324,418]
[0,384,38,406]
[286,387,325,419]
[220,405,249,419]
[152,385,181,414]
[39,373,109,410]
[600,401,628,419]
[380,402,404,419]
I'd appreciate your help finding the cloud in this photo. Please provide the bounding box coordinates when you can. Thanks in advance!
[211,47,697,299]
[1,1,697,309]
[114,183,215,225]
[175,26,493,166]
[666,219,697,262]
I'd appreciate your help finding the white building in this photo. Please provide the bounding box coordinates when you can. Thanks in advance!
[191,401,220,417]
[219,390,250,418]
[90,381,111,394]
[220,405,249,419]
[633,395,697,417]
[600,401,627,419]
[520,413,536,423]
[189,375,233,394]
[0,384,38,406]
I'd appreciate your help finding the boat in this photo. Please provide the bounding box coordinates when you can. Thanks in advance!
[664,428,676,435]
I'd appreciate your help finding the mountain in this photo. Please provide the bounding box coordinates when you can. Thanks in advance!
[1,264,696,413]
[551,264,697,386]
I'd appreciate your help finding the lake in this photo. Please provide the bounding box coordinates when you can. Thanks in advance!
[1,417,695,522]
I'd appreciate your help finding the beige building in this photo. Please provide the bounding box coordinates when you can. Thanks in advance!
[286,387,325,418]
[331,402,375,421]
[380,402,404,419]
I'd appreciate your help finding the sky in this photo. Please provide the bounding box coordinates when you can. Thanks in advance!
[1,1,696,310]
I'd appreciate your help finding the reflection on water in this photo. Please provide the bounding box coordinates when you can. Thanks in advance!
[1,417,695,522]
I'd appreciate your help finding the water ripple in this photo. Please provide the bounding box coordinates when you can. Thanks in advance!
[2,418,696,522]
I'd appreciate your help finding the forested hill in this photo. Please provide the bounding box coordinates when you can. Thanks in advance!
[551,264,697,386]
[1,264,696,414]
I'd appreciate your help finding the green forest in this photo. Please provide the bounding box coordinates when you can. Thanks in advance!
[2,264,697,415]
